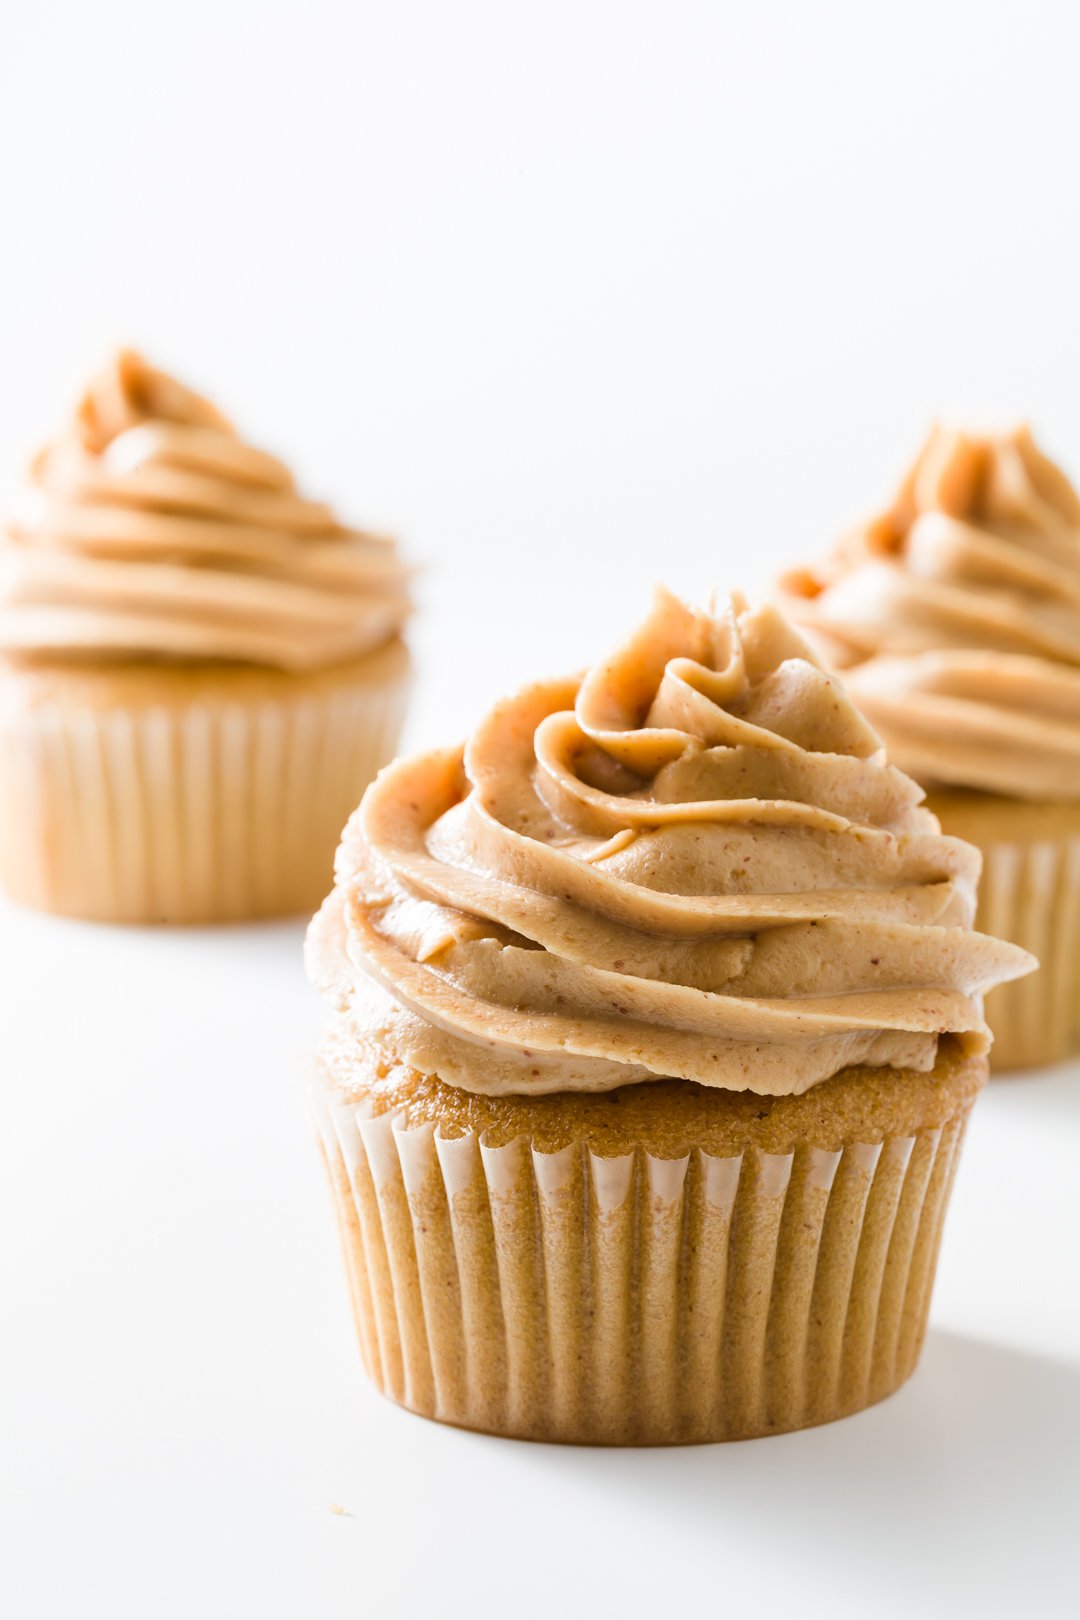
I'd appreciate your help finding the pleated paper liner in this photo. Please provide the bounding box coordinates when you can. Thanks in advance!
[930,792,1080,1070]
[312,1074,974,1445]
[0,641,409,923]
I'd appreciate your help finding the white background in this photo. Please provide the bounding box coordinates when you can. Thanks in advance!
[2,4,1079,1616]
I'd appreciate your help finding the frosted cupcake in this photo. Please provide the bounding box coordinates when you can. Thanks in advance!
[307,589,1031,1444]
[0,351,411,923]
[780,425,1080,1069]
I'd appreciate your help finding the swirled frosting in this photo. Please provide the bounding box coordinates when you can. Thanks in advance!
[0,350,410,671]
[308,590,1033,1099]
[779,425,1080,798]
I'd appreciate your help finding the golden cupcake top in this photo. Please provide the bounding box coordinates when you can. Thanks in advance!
[779,424,1080,799]
[309,589,1033,1100]
[0,350,410,672]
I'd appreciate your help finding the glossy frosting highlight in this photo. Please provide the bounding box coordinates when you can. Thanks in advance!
[0,351,410,671]
[309,590,1032,1099]
[780,425,1080,798]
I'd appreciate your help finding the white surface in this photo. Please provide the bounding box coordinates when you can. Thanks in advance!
[2,900,1079,1619]
[3,3,1080,1616]
[4,0,1080,697]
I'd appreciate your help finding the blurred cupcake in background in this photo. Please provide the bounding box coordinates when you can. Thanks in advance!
[307,589,1032,1445]
[779,425,1080,1069]
[0,350,411,923]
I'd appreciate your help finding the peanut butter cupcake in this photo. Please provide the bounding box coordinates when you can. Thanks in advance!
[0,351,411,922]
[306,589,1031,1444]
[779,425,1080,1069]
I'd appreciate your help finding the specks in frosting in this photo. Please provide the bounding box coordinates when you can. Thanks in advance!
[310,589,1035,1101]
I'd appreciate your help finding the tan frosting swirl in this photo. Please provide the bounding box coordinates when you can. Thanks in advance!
[308,590,1033,1099]
[0,350,410,671]
[780,425,1080,798]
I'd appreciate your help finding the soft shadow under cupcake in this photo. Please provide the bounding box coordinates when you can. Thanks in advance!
[516,1332,1080,1608]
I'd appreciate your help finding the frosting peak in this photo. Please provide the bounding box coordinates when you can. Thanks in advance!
[780,425,1080,798]
[309,590,1033,1100]
[75,347,233,452]
[0,350,410,672]
[880,423,1080,542]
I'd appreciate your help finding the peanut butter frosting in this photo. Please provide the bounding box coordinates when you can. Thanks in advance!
[779,425,1080,799]
[0,350,410,671]
[308,590,1033,1099]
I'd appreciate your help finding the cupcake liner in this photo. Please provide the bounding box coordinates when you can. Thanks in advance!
[0,665,408,922]
[312,1076,973,1445]
[974,832,1080,1071]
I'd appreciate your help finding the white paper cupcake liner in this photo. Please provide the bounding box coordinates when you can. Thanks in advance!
[312,1076,973,1445]
[976,832,1080,1070]
[0,664,408,922]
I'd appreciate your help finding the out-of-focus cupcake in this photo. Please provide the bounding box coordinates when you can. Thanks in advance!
[779,425,1080,1069]
[0,350,411,923]
[306,589,1031,1445]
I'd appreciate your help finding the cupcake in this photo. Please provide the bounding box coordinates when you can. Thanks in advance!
[306,589,1031,1444]
[0,350,411,923]
[779,424,1080,1069]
